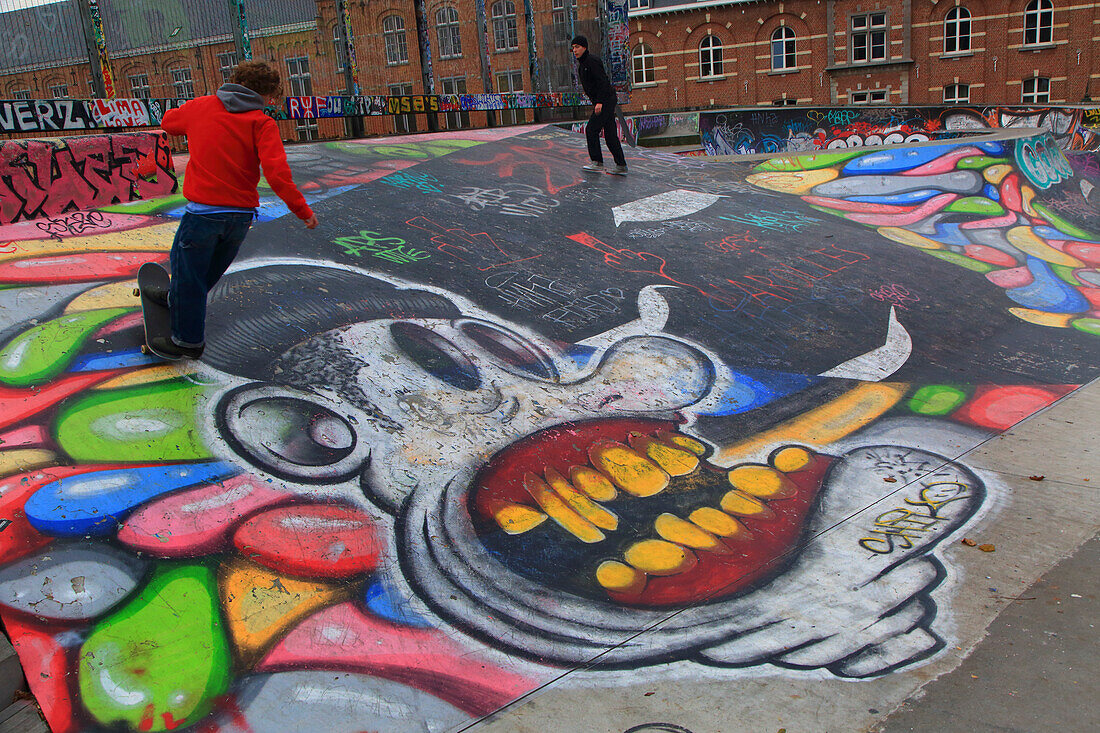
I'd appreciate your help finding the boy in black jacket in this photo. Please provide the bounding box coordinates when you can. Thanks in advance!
[571,35,627,175]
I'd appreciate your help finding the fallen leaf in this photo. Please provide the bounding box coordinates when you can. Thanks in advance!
[644,691,655,697]
[962,538,977,546]
[979,544,995,552]
[1029,475,1045,481]
[884,477,897,483]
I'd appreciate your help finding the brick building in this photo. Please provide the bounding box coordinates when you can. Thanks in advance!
[3,0,1098,146]
[628,0,1100,112]
[0,0,598,142]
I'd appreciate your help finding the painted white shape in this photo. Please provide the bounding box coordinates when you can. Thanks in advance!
[577,285,671,349]
[612,189,723,227]
[819,306,912,381]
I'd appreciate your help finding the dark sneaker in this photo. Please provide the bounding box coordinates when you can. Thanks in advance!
[149,336,203,360]
[144,282,169,307]
[608,164,628,176]
[582,161,605,173]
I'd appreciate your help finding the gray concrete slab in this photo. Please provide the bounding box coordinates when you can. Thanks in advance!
[465,378,1100,733]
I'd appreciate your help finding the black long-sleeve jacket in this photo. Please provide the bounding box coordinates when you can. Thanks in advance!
[576,50,617,106]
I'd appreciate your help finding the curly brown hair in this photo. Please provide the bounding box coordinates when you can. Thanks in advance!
[229,61,281,97]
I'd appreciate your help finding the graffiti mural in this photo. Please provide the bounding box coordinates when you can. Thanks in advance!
[747,135,1100,337]
[0,127,1097,732]
[0,132,176,224]
[697,105,1100,156]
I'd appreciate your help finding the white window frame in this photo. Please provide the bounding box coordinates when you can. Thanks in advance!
[128,73,150,99]
[1021,76,1050,103]
[384,15,410,65]
[850,89,888,104]
[552,0,577,27]
[333,24,346,72]
[12,88,31,100]
[628,0,649,9]
[218,51,238,83]
[699,35,723,78]
[943,83,970,104]
[771,26,796,70]
[943,7,971,55]
[295,118,319,142]
[389,82,415,133]
[632,43,655,85]
[491,1,519,52]
[496,70,525,125]
[436,6,462,59]
[286,56,312,97]
[441,75,469,129]
[850,12,887,63]
[1023,0,1054,46]
[170,67,194,99]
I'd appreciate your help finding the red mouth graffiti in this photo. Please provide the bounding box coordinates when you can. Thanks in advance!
[469,418,831,608]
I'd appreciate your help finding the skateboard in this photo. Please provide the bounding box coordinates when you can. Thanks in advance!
[134,262,175,359]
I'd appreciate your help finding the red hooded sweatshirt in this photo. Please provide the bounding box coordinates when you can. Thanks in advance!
[160,85,313,221]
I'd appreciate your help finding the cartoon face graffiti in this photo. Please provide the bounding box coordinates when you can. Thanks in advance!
[205,262,984,677]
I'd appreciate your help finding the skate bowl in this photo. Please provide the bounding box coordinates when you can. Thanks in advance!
[0,124,1097,732]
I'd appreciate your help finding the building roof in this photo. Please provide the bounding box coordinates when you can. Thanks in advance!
[630,0,766,19]
[0,0,317,74]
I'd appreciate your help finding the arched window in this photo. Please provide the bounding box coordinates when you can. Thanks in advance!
[632,43,655,85]
[944,83,970,104]
[383,15,409,65]
[699,35,723,78]
[1022,76,1050,103]
[944,7,971,54]
[333,24,346,72]
[436,6,462,59]
[491,1,518,52]
[1023,0,1053,46]
[771,26,796,70]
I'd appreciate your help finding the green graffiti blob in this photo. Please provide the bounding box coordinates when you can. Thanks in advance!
[55,378,213,462]
[78,564,231,732]
[0,308,132,387]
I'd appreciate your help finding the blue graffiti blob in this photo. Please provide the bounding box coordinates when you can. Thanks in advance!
[696,367,822,417]
[68,350,159,372]
[1005,256,1090,313]
[25,462,240,536]
[843,146,957,175]
[363,578,434,628]
[848,189,942,205]
[1032,225,1097,244]
[983,183,1001,202]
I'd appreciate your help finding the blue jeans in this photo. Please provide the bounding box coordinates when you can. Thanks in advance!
[168,211,253,347]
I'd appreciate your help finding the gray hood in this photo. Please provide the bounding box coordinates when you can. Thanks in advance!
[216,83,266,112]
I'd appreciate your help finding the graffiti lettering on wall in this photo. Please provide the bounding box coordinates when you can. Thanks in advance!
[697,105,1100,156]
[0,128,1097,732]
[0,132,177,224]
[0,92,600,132]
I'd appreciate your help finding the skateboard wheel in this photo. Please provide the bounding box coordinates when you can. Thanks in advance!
[133,288,140,297]
[140,345,149,355]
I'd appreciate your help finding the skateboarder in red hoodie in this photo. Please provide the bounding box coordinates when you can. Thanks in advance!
[153,61,318,359]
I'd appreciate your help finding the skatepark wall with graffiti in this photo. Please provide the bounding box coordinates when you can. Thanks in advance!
[679,105,1100,155]
[0,131,176,225]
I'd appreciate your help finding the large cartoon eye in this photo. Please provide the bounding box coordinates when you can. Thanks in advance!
[218,386,368,484]
[390,321,481,391]
[459,321,559,382]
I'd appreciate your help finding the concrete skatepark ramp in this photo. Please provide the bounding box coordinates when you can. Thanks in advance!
[0,125,1097,732]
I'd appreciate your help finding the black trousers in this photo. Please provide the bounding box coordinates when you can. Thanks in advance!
[585,104,626,167]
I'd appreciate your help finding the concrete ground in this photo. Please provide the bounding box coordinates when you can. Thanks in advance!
[0,125,1097,733]
[464,377,1100,733]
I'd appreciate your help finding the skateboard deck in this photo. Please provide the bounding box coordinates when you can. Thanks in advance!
[135,262,175,359]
